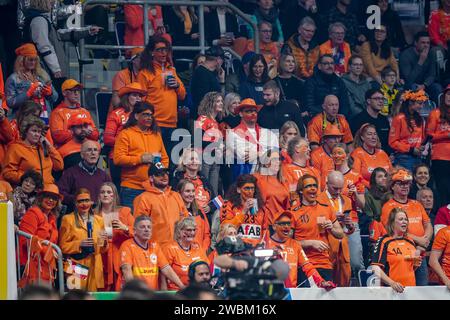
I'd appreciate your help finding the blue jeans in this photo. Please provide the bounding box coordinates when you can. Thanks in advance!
[348,224,365,273]
[415,258,429,286]
[393,154,422,173]
[120,187,144,212]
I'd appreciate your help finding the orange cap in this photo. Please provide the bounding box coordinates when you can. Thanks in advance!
[391,169,413,183]
[38,184,63,200]
[68,113,93,128]
[61,79,83,92]
[234,98,263,114]
[274,210,293,223]
[118,82,147,97]
[15,43,38,57]
[323,125,344,137]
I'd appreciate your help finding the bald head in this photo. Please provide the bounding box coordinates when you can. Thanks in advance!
[327,171,344,198]
[323,95,339,118]
[80,140,100,165]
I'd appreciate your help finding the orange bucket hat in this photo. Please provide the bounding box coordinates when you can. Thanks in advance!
[118,82,147,97]
[234,98,263,114]
[38,184,63,200]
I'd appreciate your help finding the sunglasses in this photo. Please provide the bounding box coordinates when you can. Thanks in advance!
[243,109,257,114]
[275,221,291,227]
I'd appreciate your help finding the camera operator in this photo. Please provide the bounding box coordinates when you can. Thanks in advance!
[265,211,336,289]
[188,260,212,286]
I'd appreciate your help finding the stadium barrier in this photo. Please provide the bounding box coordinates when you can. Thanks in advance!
[0,202,17,300]
[15,230,65,297]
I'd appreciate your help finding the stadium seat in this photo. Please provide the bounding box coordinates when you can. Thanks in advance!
[95,91,112,130]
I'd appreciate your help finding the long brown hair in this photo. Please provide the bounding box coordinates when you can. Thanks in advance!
[176,179,201,218]
[386,207,408,236]
[439,93,450,123]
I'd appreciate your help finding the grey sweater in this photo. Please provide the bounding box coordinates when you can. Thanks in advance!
[399,46,438,89]
[342,74,373,116]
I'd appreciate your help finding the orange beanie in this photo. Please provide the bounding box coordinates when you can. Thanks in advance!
[15,43,38,57]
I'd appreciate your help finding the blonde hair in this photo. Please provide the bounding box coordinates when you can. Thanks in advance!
[198,91,224,119]
[386,207,408,236]
[216,223,237,243]
[223,92,241,117]
[174,217,197,241]
[95,182,121,215]
[176,147,201,172]
[279,121,300,149]
[14,55,50,83]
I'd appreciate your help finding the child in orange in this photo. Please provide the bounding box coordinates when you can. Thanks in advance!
[389,90,427,172]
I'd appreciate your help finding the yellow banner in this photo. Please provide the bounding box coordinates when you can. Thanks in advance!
[0,202,17,300]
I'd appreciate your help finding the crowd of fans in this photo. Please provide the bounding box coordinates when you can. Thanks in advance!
[0,0,450,298]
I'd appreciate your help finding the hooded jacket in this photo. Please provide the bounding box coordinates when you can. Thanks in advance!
[341,73,372,115]
[133,181,188,247]
[2,139,63,186]
[113,125,169,190]
[287,34,320,79]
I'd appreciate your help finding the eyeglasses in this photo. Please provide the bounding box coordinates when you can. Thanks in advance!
[371,97,385,101]
[320,62,334,66]
[304,183,318,189]
[243,109,257,114]
[154,47,169,53]
[275,221,291,227]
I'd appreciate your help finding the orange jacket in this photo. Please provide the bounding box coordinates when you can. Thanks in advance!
[307,113,353,146]
[310,146,335,188]
[19,206,59,282]
[113,125,169,190]
[2,140,63,186]
[319,40,351,76]
[56,138,82,159]
[245,40,280,64]
[426,109,450,161]
[112,68,138,92]
[253,173,290,226]
[49,102,99,147]
[359,41,398,80]
[287,34,320,79]
[102,207,135,291]
[10,119,53,145]
[138,63,186,128]
[192,210,211,252]
[133,181,188,247]
[104,107,131,159]
[389,113,425,153]
[59,212,108,291]
[0,117,14,163]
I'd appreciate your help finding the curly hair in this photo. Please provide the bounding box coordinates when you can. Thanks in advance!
[197,91,224,119]
[19,115,46,140]
[399,97,424,132]
[16,101,43,128]
[225,174,263,208]
[14,55,50,83]
[20,169,44,190]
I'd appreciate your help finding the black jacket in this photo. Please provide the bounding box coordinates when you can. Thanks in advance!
[303,70,351,118]
[205,9,245,45]
[190,65,222,119]
[257,100,306,136]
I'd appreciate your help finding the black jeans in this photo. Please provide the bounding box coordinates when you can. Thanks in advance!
[432,160,450,207]
[297,268,333,287]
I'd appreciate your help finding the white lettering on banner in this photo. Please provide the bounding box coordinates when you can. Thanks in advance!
[366,5,381,30]
[288,287,450,300]
[237,224,261,239]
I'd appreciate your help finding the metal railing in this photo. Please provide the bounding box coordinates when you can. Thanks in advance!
[15,230,65,296]
[80,0,259,55]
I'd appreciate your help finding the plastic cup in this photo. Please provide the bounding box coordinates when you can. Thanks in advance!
[152,153,161,164]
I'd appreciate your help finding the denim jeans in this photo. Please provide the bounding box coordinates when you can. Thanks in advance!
[120,187,144,212]
[201,162,220,196]
[348,224,365,273]
[393,153,422,173]
[415,258,429,286]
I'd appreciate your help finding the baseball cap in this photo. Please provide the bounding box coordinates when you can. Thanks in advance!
[148,161,170,176]
[62,79,83,92]
[205,45,225,58]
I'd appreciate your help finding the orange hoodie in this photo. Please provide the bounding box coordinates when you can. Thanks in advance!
[113,125,169,190]
[137,62,186,128]
[49,102,99,147]
[426,109,450,161]
[389,113,425,153]
[133,181,188,247]
[0,117,14,163]
[2,139,63,186]
[10,119,53,145]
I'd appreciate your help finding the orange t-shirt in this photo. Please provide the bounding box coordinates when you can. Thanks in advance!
[187,175,211,210]
[119,238,169,290]
[253,174,291,226]
[432,226,450,281]
[282,162,322,191]
[220,201,266,246]
[381,198,430,237]
[310,147,335,188]
[292,202,337,269]
[0,180,13,194]
[307,113,353,146]
[162,241,209,290]
[426,109,450,161]
[350,147,392,182]
[389,113,425,153]
[371,235,417,287]
[265,236,310,287]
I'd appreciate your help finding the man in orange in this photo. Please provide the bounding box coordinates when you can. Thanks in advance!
[310,125,343,188]
[317,171,363,286]
[429,225,450,288]
[245,21,279,66]
[307,95,353,150]
[292,174,344,284]
[265,211,336,289]
[56,114,97,169]
[380,168,433,286]
[137,35,186,160]
[133,162,188,246]
[49,79,99,148]
[119,215,185,290]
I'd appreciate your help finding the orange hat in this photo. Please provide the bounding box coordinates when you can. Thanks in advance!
[61,79,83,92]
[323,125,344,137]
[274,211,293,223]
[401,89,428,102]
[128,47,144,59]
[234,98,263,114]
[38,184,63,200]
[118,82,147,97]
[15,43,38,57]
[68,113,93,128]
[391,169,413,183]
